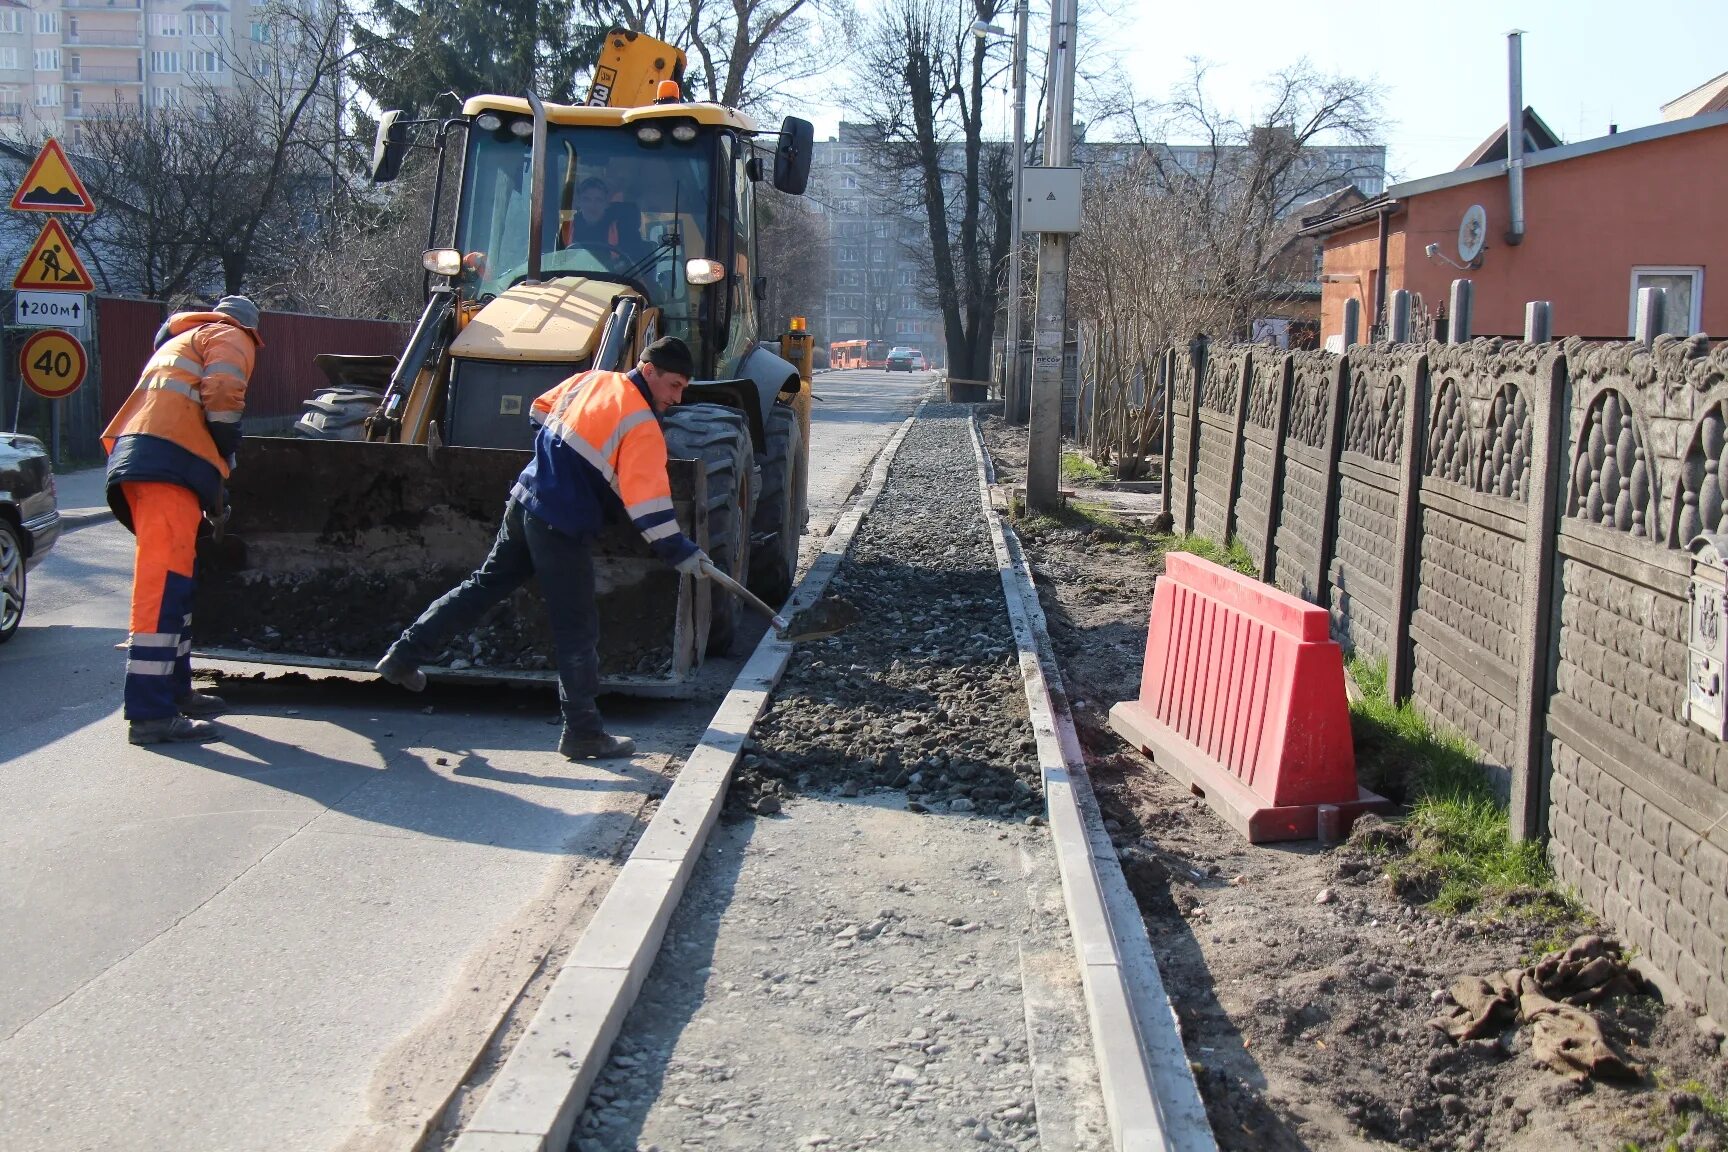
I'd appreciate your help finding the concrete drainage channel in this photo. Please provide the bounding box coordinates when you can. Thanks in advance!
[449,400,1211,1152]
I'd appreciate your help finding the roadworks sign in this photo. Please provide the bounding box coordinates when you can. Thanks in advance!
[13,218,94,291]
[9,138,95,214]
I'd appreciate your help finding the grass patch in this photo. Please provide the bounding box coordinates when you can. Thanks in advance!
[1345,655,1575,922]
[1060,450,1108,487]
[1164,533,1257,576]
[1623,1077,1728,1152]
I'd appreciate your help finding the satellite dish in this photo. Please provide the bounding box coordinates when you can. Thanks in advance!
[1458,204,1488,265]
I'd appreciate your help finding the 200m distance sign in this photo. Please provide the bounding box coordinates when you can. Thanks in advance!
[20,329,87,398]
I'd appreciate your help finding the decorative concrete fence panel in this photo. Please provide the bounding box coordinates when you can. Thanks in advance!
[1406,342,1559,791]
[1236,352,1291,578]
[1327,346,1421,666]
[1271,352,1346,604]
[1166,344,1199,535]
[1192,347,1248,545]
[1545,337,1728,1026]
[1156,332,1727,1032]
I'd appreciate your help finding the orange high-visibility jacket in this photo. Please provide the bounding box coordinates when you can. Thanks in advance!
[510,368,699,565]
[102,311,258,476]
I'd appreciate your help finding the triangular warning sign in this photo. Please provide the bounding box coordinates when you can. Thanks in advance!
[10,138,95,214]
[13,218,94,291]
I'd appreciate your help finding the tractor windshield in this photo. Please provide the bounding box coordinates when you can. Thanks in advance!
[454,120,716,354]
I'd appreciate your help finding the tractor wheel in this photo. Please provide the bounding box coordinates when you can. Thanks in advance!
[748,402,803,606]
[663,403,756,655]
[293,388,383,440]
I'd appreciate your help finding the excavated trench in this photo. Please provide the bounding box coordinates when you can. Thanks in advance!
[567,405,1089,1152]
[730,403,1042,817]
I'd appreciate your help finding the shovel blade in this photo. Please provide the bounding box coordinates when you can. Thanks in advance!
[778,596,860,643]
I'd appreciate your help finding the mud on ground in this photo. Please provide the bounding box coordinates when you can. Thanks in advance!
[979,409,1728,1152]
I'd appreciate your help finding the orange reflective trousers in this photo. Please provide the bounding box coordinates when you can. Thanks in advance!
[121,481,201,721]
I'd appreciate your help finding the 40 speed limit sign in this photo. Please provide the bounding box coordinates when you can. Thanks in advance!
[20,328,87,398]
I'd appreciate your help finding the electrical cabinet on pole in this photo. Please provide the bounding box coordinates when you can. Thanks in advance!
[1024,0,1080,513]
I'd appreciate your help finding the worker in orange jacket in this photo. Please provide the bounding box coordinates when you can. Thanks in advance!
[375,336,709,760]
[102,296,260,745]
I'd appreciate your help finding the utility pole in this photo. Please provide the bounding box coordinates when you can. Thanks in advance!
[1004,0,1029,424]
[1024,0,1078,513]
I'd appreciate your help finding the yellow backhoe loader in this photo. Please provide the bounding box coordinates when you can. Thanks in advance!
[193,31,817,695]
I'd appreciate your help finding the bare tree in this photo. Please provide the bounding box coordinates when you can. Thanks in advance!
[754,184,829,335]
[577,0,851,114]
[1117,59,1384,339]
[1070,60,1382,470]
[67,0,353,301]
[850,0,1012,381]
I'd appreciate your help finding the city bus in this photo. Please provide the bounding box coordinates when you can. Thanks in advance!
[829,339,889,369]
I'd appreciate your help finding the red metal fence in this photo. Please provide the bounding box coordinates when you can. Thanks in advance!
[96,297,410,423]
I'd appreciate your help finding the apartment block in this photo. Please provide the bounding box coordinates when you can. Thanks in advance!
[0,0,299,146]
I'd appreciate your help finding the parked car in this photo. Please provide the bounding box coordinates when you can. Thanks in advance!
[0,432,60,643]
[886,349,916,372]
[909,350,928,371]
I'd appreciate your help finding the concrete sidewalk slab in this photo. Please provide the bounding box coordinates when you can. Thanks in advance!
[0,706,659,1152]
[50,464,110,528]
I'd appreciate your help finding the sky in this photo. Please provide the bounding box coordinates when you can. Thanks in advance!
[797,0,1726,186]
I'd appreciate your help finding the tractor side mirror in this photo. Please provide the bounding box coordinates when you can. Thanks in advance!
[773,116,814,195]
[371,110,409,184]
[745,156,765,182]
[753,275,768,301]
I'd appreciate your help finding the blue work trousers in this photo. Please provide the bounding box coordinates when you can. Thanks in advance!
[397,498,604,737]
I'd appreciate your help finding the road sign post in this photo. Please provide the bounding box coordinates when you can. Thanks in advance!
[6,136,97,459]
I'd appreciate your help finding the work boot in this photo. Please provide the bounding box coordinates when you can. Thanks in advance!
[374,648,426,692]
[558,731,636,760]
[176,691,228,719]
[128,716,222,745]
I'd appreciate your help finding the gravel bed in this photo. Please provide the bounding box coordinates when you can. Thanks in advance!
[569,405,1104,1151]
[731,404,1042,817]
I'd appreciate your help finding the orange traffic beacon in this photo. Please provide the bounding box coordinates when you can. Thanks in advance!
[1109,551,1391,842]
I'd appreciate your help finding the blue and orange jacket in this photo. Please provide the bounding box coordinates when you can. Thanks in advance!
[102,311,259,526]
[512,368,699,566]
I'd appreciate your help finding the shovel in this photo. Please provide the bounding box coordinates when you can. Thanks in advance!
[698,558,858,643]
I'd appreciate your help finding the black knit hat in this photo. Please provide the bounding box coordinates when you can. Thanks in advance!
[642,335,695,378]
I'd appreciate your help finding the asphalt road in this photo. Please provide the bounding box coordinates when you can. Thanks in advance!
[0,370,929,1152]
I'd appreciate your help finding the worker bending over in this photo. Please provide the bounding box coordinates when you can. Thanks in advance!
[376,336,710,760]
[103,296,260,745]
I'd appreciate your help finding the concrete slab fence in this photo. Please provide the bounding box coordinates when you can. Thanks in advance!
[1158,334,1728,1027]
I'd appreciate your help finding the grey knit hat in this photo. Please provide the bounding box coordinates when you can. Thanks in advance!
[212,295,260,330]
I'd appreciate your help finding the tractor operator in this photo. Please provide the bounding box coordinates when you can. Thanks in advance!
[102,296,260,746]
[374,335,711,761]
[561,176,644,266]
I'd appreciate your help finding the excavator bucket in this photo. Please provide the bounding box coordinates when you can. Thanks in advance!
[191,437,708,696]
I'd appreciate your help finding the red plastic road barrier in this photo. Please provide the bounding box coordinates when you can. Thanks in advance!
[1108,551,1390,842]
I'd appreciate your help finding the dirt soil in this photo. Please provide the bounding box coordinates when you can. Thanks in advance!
[978,409,1728,1152]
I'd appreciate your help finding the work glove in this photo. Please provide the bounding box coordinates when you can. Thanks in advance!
[675,549,711,578]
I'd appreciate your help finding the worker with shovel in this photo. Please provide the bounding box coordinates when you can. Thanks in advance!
[375,336,711,761]
[102,296,260,745]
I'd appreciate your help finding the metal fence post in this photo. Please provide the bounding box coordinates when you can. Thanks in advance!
[1448,279,1474,343]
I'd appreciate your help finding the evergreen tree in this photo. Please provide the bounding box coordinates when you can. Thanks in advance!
[352,0,605,115]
